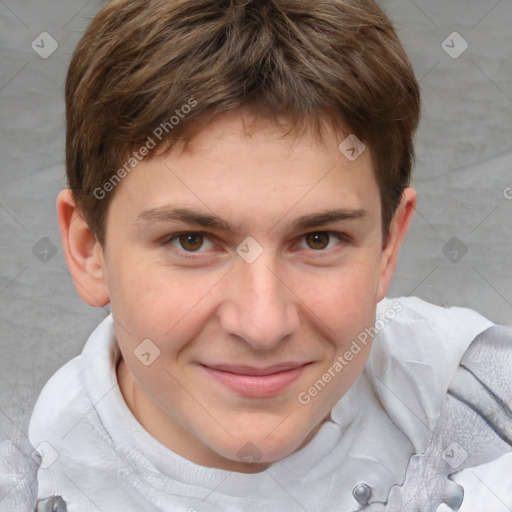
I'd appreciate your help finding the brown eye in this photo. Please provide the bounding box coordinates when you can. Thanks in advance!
[178,233,204,252]
[305,232,330,250]
[162,232,216,258]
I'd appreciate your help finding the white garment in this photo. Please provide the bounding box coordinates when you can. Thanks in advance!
[28,296,511,511]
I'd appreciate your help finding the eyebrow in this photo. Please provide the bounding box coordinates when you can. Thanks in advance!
[134,206,367,234]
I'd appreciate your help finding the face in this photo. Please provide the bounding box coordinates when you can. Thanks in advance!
[87,111,411,473]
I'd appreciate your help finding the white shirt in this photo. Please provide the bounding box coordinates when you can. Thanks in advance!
[28,296,512,511]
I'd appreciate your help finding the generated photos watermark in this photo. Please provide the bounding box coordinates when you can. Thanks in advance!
[297,300,403,405]
[93,97,198,200]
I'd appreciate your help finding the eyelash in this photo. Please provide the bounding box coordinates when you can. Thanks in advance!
[160,231,351,260]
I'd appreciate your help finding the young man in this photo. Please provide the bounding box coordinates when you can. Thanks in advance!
[15,0,512,511]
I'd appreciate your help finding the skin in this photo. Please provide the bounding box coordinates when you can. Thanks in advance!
[57,110,416,473]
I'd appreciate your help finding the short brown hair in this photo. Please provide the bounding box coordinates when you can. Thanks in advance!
[65,0,421,247]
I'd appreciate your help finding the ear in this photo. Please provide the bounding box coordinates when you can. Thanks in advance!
[375,187,417,302]
[56,189,110,307]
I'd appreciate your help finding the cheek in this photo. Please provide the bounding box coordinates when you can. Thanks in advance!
[309,263,377,394]
[109,258,156,316]
[109,255,219,345]
[301,258,379,336]
[106,253,173,345]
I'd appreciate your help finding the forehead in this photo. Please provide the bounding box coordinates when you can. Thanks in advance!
[108,111,381,233]
[172,110,353,165]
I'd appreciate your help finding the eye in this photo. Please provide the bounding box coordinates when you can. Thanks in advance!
[161,230,350,260]
[162,232,215,255]
[296,231,349,253]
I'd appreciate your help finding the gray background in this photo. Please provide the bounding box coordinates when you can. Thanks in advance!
[1,0,511,444]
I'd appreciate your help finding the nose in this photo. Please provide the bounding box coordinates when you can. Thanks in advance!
[218,250,300,351]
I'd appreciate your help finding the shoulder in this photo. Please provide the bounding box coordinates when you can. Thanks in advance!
[366,296,495,449]
[450,324,512,511]
[376,294,493,328]
[372,295,495,367]
[28,353,87,447]
[28,315,116,452]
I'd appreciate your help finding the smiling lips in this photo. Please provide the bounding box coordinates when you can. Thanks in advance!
[203,362,310,375]
[199,362,310,397]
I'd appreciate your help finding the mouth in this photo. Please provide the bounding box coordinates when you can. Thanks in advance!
[202,362,310,376]
[198,362,311,397]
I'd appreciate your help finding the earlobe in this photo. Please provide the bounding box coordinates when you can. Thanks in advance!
[56,189,110,307]
[375,187,417,303]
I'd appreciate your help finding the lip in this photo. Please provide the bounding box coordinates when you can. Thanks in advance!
[199,362,310,397]
[203,362,309,376]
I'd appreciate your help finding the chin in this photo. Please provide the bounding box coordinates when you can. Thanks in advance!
[218,432,301,466]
